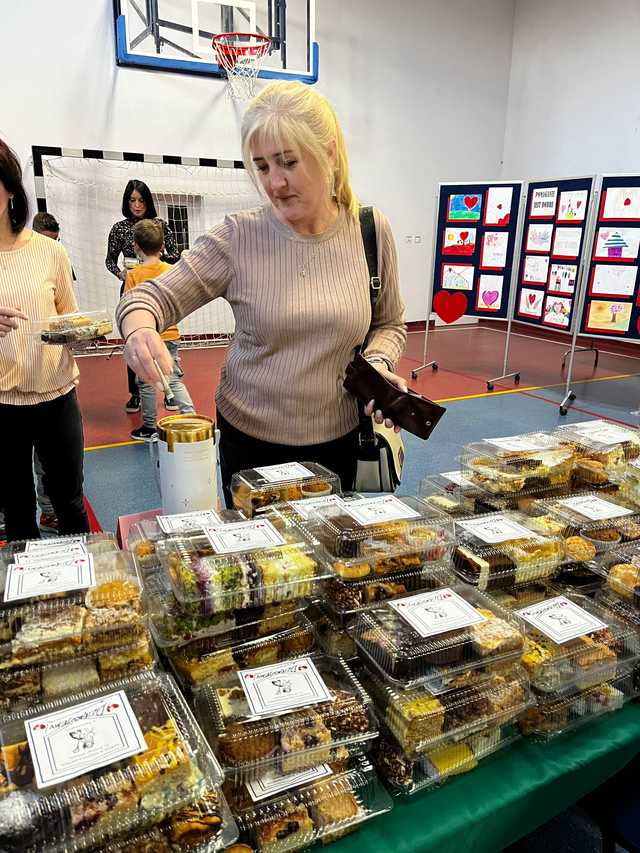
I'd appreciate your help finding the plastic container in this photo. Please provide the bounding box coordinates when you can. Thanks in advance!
[518,670,637,738]
[615,460,640,511]
[515,591,639,694]
[0,670,223,853]
[193,655,377,782]
[305,602,357,660]
[373,722,520,796]
[232,759,392,852]
[451,511,565,590]
[554,420,640,485]
[589,543,640,607]
[31,310,112,345]
[461,432,575,495]
[348,585,525,692]
[231,463,341,518]
[418,472,495,518]
[307,495,454,582]
[362,666,532,757]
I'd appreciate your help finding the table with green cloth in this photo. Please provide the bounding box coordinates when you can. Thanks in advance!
[333,704,640,853]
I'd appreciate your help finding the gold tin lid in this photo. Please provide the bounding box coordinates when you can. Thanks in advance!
[157,414,214,451]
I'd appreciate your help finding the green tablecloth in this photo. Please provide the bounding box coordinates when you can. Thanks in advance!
[333,704,640,853]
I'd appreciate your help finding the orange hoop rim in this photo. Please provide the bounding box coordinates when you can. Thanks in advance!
[213,32,271,64]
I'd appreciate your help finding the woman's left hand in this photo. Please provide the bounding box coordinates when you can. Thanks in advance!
[363,364,408,433]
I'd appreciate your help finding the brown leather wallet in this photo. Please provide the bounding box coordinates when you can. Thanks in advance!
[343,354,446,440]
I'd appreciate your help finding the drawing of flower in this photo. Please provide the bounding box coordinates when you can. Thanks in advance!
[610,303,624,323]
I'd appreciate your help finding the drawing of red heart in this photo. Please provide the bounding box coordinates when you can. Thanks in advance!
[497,204,503,209]
[463,196,477,209]
[459,231,469,241]
[482,290,499,306]
[625,198,632,206]
[527,293,537,306]
[577,200,582,208]
[433,291,468,323]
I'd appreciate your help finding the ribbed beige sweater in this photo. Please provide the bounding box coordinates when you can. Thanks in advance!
[116,205,406,445]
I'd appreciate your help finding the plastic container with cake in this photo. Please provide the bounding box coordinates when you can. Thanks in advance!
[514,590,639,694]
[0,670,225,853]
[305,495,454,583]
[231,463,341,518]
[305,601,358,660]
[588,542,640,609]
[451,511,565,591]
[418,472,497,518]
[348,585,525,693]
[230,757,392,853]
[31,310,113,346]
[554,420,640,486]
[614,460,640,511]
[460,432,576,496]
[518,669,637,739]
[192,654,378,782]
[373,721,520,796]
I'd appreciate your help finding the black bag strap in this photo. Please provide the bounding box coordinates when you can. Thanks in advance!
[356,205,381,446]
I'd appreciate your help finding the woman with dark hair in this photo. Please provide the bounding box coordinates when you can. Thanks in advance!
[0,138,90,541]
[105,179,179,413]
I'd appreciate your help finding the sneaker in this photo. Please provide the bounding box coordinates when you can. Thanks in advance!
[130,425,158,442]
[39,513,59,531]
[125,395,141,413]
[164,395,179,411]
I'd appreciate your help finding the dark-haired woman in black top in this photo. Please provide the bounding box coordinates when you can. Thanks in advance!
[105,179,179,412]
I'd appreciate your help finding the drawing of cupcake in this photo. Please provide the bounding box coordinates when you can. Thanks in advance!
[604,231,628,258]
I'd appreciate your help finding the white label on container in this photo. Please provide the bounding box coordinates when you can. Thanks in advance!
[157,509,221,534]
[568,420,635,444]
[486,435,548,453]
[4,554,95,603]
[557,495,634,521]
[457,515,533,544]
[254,462,314,483]
[204,519,285,554]
[342,495,420,526]
[238,656,333,717]
[15,543,88,564]
[25,690,147,789]
[25,536,86,554]
[390,588,487,638]
[440,471,474,488]
[516,595,607,644]
[288,494,346,520]
[246,764,333,802]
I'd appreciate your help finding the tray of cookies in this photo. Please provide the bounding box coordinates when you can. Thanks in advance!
[518,669,637,738]
[554,420,640,486]
[373,722,520,796]
[515,591,639,694]
[451,512,565,590]
[0,670,224,853]
[460,432,575,496]
[305,602,358,660]
[418,472,496,518]
[32,310,113,346]
[231,463,341,518]
[589,543,640,607]
[193,655,377,782]
[305,495,453,582]
[348,585,525,692]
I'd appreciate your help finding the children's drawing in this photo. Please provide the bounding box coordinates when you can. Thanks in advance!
[518,288,544,318]
[601,187,640,221]
[552,227,582,258]
[480,231,508,269]
[557,190,588,222]
[593,227,640,262]
[543,295,572,329]
[441,263,474,291]
[523,255,549,283]
[530,186,558,219]
[447,193,482,222]
[443,228,476,256]
[590,265,638,298]
[548,263,577,295]
[477,274,503,311]
[526,224,553,253]
[585,300,632,334]
[484,186,513,226]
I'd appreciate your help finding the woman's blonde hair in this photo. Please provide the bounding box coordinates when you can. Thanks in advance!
[241,81,358,217]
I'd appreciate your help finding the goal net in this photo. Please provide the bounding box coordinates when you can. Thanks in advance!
[39,154,262,344]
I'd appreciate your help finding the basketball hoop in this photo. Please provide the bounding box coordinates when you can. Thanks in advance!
[213,32,271,100]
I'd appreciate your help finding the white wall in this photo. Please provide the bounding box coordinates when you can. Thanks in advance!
[502,0,640,178]
[1,0,515,321]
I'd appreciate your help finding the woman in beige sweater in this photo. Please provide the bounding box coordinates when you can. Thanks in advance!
[116,82,407,505]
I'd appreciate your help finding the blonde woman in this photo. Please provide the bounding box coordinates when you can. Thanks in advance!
[116,82,407,505]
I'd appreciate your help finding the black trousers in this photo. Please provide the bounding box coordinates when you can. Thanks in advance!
[0,389,90,541]
[217,411,360,508]
[119,283,138,397]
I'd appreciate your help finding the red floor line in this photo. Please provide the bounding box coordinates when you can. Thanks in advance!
[518,389,638,428]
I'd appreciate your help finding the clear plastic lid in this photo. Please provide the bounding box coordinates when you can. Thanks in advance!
[418,473,495,518]
[31,311,113,345]
[475,483,574,515]
[362,666,532,758]
[305,602,357,660]
[515,591,639,694]
[589,542,640,606]
[231,463,341,518]
[452,512,564,590]
[0,670,223,853]
[519,670,636,738]
[373,722,519,796]
[614,461,640,511]
[554,420,640,477]
[307,496,454,581]
[348,585,525,692]
[461,432,575,495]
[193,655,377,782]
[167,617,316,689]
[232,759,392,850]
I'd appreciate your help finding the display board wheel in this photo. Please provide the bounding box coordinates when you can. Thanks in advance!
[514,374,520,385]
[487,383,495,392]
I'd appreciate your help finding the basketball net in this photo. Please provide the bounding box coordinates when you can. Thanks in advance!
[213,32,271,100]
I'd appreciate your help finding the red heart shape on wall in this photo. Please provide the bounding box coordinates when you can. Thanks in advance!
[459,231,469,241]
[577,200,582,208]
[625,198,632,206]
[497,204,503,210]
[434,291,468,323]
[463,196,477,209]
[527,293,537,306]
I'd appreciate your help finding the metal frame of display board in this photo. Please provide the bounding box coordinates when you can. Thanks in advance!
[413,179,524,382]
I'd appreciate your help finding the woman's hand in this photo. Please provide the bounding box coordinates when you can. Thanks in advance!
[0,306,27,337]
[124,327,173,390]
[363,362,408,433]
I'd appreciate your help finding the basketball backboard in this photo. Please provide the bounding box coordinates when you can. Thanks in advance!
[113,0,318,82]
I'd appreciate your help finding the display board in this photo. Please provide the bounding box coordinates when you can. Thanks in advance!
[513,177,594,333]
[430,181,522,323]
[579,174,640,341]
